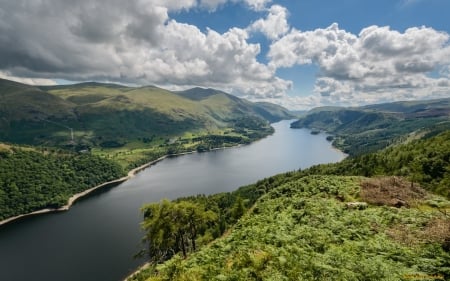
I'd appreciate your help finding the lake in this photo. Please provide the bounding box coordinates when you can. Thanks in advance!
[0,120,345,281]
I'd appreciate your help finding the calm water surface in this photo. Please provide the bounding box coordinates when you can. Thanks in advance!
[0,120,345,281]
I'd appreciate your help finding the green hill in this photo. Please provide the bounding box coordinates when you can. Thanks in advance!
[0,78,293,168]
[291,98,450,155]
[132,175,449,281]
[0,78,293,149]
[0,144,125,220]
[0,78,294,221]
[306,130,450,198]
[130,129,450,281]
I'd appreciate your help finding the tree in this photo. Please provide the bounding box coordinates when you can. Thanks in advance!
[141,199,217,263]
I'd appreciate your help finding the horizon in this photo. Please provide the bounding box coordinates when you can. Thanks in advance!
[1,0,449,110]
[1,76,449,112]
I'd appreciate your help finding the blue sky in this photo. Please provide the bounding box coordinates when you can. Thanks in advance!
[0,0,449,109]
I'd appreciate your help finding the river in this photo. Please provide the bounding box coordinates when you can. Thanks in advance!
[0,120,345,281]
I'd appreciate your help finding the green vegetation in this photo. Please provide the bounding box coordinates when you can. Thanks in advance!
[132,176,449,281]
[130,129,450,281]
[141,200,218,262]
[305,131,450,198]
[0,78,291,168]
[0,145,125,220]
[0,78,291,222]
[291,98,450,156]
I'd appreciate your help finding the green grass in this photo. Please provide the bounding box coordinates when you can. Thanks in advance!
[291,99,450,156]
[130,129,450,281]
[133,176,449,281]
[0,78,292,166]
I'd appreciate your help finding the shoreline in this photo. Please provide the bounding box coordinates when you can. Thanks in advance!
[0,126,333,227]
[123,262,150,281]
[0,145,244,227]
[0,154,170,227]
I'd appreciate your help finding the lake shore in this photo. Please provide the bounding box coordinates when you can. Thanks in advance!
[0,145,245,227]
[0,154,171,227]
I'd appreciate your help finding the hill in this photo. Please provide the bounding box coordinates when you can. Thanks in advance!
[176,88,295,123]
[0,78,294,221]
[0,78,293,167]
[0,144,125,221]
[291,98,450,155]
[132,175,449,281]
[0,78,293,148]
[129,129,450,281]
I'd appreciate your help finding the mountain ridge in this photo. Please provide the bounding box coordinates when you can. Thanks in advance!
[0,78,294,148]
[291,98,450,155]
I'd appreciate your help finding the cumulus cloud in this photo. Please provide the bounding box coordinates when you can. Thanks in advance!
[248,5,289,40]
[269,23,450,107]
[243,0,272,11]
[2,0,449,109]
[0,0,289,97]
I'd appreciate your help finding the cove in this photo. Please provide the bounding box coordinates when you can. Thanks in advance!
[0,120,345,281]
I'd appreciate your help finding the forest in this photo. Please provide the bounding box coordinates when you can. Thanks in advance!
[0,146,125,220]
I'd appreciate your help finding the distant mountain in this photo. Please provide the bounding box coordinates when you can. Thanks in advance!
[0,78,293,147]
[0,78,75,121]
[176,88,295,122]
[362,98,450,115]
[175,87,223,101]
[291,98,450,155]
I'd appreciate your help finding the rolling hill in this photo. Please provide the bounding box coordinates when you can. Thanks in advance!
[291,98,450,155]
[130,129,450,281]
[0,78,293,148]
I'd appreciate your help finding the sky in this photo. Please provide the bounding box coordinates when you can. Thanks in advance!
[0,0,450,109]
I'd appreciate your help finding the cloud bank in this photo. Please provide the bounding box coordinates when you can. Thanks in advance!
[269,23,450,107]
[0,0,290,98]
[0,0,449,109]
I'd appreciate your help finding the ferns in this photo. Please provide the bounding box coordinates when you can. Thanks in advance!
[137,176,450,281]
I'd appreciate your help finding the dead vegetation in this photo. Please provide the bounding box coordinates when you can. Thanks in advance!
[360,177,427,207]
[0,143,12,152]
[386,217,450,249]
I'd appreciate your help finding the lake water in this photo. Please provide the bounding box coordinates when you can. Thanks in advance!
[0,120,345,281]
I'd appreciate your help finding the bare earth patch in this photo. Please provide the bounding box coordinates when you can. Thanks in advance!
[360,177,427,207]
[386,217,450,249]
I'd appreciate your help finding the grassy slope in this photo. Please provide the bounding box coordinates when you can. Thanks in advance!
[0,78,292,167]
[0,79,294,148]
[138,176,449,281]
[130,130,450,281]
[291,98,450,156]
[305,130,450,198]
[0,79,290,220]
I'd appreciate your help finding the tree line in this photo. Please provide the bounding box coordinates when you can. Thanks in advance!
[0,147,125,220]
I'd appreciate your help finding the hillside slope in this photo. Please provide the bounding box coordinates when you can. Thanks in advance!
[129,128,450,281]
[0,78,293,148]
[0,144,125,220]
[134,175,449,281]
[306,130,450,198]
[291,98,450,155]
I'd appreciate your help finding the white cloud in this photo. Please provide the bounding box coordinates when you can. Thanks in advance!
[243,0,272,11]
[200,0,228,11]
[269,23,450,108]
[0,0,290,98]
[248,5,289,40]
[2,0,449,110]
